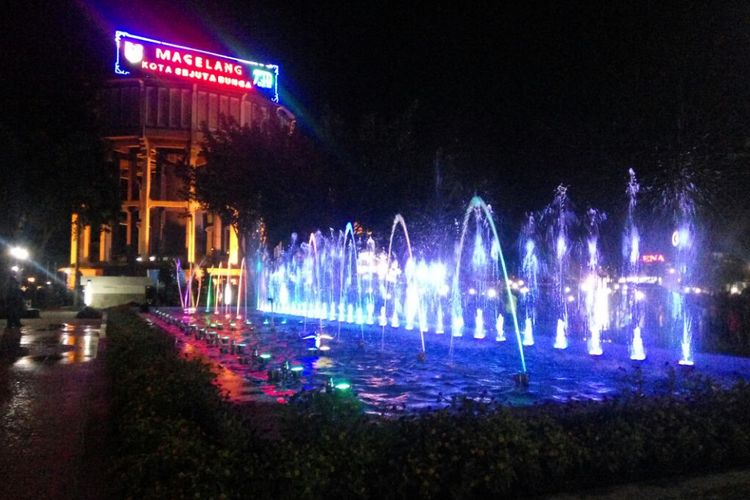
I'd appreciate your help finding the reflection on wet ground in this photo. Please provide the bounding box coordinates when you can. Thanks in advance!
[0,313,107,499]
[154,308,750,414]
[15,321,101,365]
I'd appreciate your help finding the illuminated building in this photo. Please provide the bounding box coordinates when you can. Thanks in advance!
[68,31,291,284]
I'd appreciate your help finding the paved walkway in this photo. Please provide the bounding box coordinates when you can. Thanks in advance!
[0,311,110,500]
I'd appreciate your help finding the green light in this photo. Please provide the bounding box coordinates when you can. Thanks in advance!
[290,366,303,372]
[334,382,351,390]
[260,353,272,360]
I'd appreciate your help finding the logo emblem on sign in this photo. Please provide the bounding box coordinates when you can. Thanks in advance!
[124,41,144,64]
[252,69,274,88]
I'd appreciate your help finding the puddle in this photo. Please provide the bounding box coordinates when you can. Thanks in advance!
[10,321,102,367]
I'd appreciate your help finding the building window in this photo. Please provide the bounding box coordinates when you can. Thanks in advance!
[208,93,218,130]
[229,97,240,123]
[157,88,169,127]
[219,95,229,122]
[242,100,252,127]
[169,89,180,128]
[146,87,158,127]
[181,89,191,129]
[197,91,208,128]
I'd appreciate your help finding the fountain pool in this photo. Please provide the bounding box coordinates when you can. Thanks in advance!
[151,308,750,413]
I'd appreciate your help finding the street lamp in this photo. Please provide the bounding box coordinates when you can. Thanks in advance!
[8,246,30,261]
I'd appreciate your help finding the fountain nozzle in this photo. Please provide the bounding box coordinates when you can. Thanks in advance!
[513,372,529,388]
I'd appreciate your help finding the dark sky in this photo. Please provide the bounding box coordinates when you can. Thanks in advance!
[4,0,750,219]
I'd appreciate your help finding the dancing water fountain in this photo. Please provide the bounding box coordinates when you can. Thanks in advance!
[451,196,527,378]
[520,214,539,346]
[381,214,427,358]
[242,174,707,390]
[146,162,750,414]
[547,186,573,349]
[582,209,608,356]
[337,223,363,337]
[624,169,646,361]
[674,215,696,366]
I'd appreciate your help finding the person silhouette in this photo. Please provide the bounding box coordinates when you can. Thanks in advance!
[5,276,24,328]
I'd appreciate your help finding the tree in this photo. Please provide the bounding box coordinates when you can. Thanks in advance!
[191,116,330,246]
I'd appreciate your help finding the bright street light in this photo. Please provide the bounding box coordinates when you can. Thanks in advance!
[9,246,30,261]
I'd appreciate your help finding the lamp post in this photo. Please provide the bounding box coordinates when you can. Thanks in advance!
[7,245,30,309]
[9,246,30,262]
[8,246,30,280]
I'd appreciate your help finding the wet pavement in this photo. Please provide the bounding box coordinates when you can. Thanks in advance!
[0,311,110,500]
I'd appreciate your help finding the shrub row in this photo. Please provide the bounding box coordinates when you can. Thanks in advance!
[107,307,750,498]
[106,308,269,498]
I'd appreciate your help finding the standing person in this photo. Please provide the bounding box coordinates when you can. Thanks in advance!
[5,276,24,328]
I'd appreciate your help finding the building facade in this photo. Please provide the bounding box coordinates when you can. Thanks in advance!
[69,31,289,281]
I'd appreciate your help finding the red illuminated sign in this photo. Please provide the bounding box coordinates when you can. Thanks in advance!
[641,254,666,264]
[115,31,279,102]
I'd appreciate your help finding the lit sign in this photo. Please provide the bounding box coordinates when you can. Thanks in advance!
[672,228,689,248]
[115,31,279,102]
[641,254,666,264]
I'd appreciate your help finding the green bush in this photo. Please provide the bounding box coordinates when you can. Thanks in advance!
[106,308,268,499]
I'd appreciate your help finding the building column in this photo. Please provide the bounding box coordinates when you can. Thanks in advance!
[99,225,112,262]
[125,209,133,246]
[186,207,196,263]
[137,138,152,257]
[212,215,223,253]
[123,154,135,252]
[229,224,239,265]
[69,213,80,289]
[186,146,198,264]
[70,213,80,266]
[82,224,91,262]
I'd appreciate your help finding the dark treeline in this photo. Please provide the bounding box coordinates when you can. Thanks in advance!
[0,1,119,260]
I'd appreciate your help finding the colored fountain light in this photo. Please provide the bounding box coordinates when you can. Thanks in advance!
[630,326,646,360]
[678,316,694,366]
[495,314,506,341]
[554,319,568,349]
[522,318,534,346]
[474,309,485,339]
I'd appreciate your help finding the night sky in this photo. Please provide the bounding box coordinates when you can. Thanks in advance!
[3,1,750,255]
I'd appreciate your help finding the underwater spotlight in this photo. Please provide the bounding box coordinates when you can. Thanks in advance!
[326,377,352,393]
